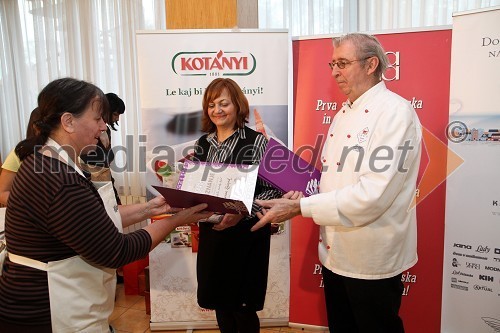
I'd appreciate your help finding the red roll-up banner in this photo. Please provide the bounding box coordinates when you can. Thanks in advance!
[291,28,452,332]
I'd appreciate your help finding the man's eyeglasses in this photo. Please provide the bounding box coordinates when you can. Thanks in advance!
[328,57,371,70]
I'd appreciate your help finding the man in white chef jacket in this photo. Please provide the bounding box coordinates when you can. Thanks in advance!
[252,33,422,333]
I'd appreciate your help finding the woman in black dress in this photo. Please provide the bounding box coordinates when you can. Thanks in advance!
[194,78,282,333]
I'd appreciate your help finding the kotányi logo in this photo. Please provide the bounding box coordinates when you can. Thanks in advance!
[171,50,256,76]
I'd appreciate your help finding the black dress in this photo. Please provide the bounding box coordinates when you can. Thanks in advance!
[195,126,280,311]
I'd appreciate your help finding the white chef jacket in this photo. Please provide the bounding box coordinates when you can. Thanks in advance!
[301,81,422,279]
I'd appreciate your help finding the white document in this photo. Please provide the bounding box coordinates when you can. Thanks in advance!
[177,161,259,214]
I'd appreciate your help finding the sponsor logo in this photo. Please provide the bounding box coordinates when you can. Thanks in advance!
[454,243,472,250]
[172,50,256,76]
[465,262,480,270]
[476,245,490,254]
[482,317,500,331]
[453,252,488,260]
[452,258,460,267]
[451,283,468,291]
[451,277,470,285]
[357,127,369,144]
[485,266,500,272]
[473,285,493,292]
[452,270,473,278]
[464,254,488,260]
[479,275,494,282]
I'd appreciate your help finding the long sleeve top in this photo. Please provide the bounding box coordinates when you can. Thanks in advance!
[301,81,422,279]
[0,151,151,325]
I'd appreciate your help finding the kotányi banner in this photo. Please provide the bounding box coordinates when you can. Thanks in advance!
[136,29,291,330]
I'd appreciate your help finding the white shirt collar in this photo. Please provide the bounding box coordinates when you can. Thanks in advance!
[348,81,387,109]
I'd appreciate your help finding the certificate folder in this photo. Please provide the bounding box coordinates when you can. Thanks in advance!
[152,160,258,216]
[152,185,249,215]
[258,138,321,197]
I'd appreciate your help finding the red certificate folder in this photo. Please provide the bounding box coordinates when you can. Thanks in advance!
[258,138,321,197]
[152,185,249,215]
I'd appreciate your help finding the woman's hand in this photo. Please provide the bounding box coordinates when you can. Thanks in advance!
[144,195,174,218]
[212,213,243,231]
[145,204,212,249]
[169,204,212,228]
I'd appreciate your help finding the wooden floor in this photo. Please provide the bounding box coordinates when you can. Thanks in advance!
[110,284,327,333]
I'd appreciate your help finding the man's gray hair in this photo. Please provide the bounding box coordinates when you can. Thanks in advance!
[332,33,389,80]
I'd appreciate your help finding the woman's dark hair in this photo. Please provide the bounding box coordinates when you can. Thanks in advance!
[104,92,125,131]
[25,107,41,139]
[201,78,249,133]
[15,77,108,161]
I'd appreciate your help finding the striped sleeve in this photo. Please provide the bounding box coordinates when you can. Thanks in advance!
[46,181,151,268]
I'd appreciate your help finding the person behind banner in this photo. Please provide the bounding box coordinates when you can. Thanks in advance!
[81,92,125,205]
[0,77,211,333]
[252,33,422,333]
[0,107,41,206]
[193,78,282,333]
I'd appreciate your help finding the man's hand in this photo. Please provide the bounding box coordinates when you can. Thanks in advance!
[283,190,303,200]
[251,197,302,231]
